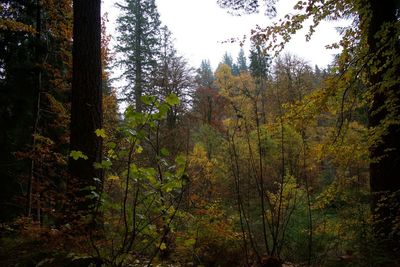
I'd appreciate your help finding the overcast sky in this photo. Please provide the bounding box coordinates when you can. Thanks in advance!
[102,0,347,71]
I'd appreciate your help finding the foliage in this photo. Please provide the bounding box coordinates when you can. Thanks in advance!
[2,0,400,266]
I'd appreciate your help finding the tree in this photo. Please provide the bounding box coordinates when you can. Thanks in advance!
[249,42,270,80]
[0,0,38,220]
[115,0,161,112]
[227,0,400,253]
[0,0,72,222]
[218,0,400,254]
[155,27,194,129]
[217,0,277,16]
[195,59,215,88]
[69,0,102,219]
[237,48,248,73]
[274,53,314,103]
[221,52,234,69]
[193,62,227,126]
[248,42,271,123]
[359,0,400,250]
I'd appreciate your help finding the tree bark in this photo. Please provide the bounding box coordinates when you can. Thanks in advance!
[69,0,102,218]
[361,0,400,252]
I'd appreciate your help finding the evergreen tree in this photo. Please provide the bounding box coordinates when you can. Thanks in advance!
[237,48,248,73]
[221,52,233,69]
[69,0,102,221]
[249,42,270,79]
[195,59,215,88]
[232,63,240,76]
[115,0,161,112]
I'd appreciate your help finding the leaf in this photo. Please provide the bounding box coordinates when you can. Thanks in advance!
[141,95,156,105]
[102,160,113,169]
[93,160,112,170]
[106,142,116,149]
[184,238,196,247]
[165,93,180,106]
[136,145,143,154]
[160,242,167,250]
[160,148,170,157]
[157,103,169,119]
[95,128,107,138]
[107,175,119,181]
[175,154,186,165]
[70,150,88,160]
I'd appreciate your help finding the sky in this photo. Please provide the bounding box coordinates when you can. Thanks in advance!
[102,0,347,71]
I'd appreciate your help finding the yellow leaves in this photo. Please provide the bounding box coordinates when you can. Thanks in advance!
[267,175,302,212]
[159,242,167,251]
[222,118,233,128]
[189,144,216,179]
[0,19,36,34]
[283,88,330,125]
[135,145,143,154]
[215,64,236,96]
[191,143,208,159]
[45,93,67,116]
[313,181,339,210]
[107,175,120,181]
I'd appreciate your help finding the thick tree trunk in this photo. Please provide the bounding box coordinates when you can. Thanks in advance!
[361,0,400,252]
[69,0,102,219]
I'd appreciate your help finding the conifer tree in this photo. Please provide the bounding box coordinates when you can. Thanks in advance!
[115,0,161,112]
[195,60,215,89]
[221,52,234,69]
[237,48,248,73]
[69,0,102,221]
[249,43,270,79]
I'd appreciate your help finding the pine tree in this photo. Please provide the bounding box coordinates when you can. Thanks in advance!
[115,0,161,112]
[249,43,270,79]
[221,52,234,69]
[195,59,215,88]
[237,48,248,73]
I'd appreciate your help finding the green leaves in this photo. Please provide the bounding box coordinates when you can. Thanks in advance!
[165,93,180,106]
[141,95,156,105]
[160,147,170,157]
[93,160,112,170]
[69,150,88,160]
[95,128,107,138]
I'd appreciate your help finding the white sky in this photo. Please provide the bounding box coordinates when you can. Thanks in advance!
[102,0,347,71]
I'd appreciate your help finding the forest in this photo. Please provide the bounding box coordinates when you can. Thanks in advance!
[0,0,399,266]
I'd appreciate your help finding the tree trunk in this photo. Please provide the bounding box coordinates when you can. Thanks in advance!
[69,0,102,220]
[361,0,400,252]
